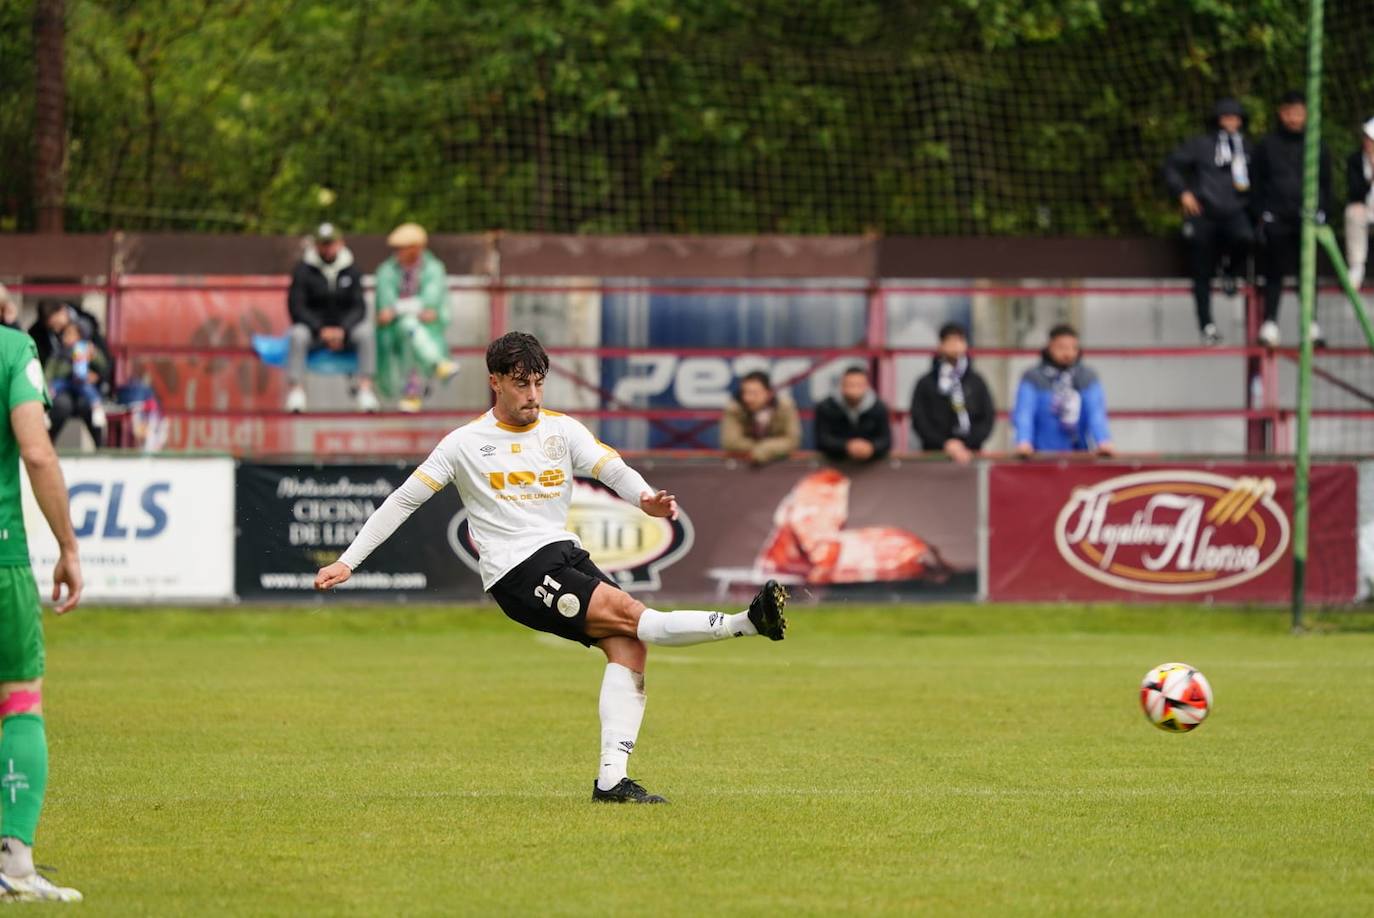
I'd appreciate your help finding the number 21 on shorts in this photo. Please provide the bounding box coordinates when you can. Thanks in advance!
[533,575,562,608]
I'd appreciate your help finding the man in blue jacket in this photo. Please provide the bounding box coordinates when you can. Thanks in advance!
[1013,325,1115,457]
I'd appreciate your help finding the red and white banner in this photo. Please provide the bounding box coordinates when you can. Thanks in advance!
[986,463,1357,603]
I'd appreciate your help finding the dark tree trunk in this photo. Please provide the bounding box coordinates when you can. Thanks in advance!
[33,0,65,233]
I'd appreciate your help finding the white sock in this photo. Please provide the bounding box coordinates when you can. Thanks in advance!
[635,609,757,646]
[1,838,33,877]
[596,663,646,792]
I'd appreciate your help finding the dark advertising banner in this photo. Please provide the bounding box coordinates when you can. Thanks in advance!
[634,460,979,601]
[236,464,474,599]
[236,459,979,602]
[986,463,1358,603]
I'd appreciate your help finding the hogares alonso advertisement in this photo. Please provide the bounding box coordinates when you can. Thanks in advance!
[987,463,1357,603]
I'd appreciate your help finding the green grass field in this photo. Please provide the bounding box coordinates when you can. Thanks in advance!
[33,603,1374,915]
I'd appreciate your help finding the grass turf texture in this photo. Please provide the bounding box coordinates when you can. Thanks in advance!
[36,604,1374,915]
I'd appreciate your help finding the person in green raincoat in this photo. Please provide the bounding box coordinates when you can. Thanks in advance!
[373,223,458,412]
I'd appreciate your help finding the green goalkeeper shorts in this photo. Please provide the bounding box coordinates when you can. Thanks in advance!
[0,566,44,682]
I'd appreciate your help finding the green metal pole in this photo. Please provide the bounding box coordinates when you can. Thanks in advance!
[1292,0,1324,632]
[1315,224,1374,351]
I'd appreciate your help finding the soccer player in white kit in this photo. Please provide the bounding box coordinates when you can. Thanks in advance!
[315,332,787,803]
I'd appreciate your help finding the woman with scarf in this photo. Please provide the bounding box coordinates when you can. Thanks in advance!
[1012,325,1114,457]
[910,323,994,464]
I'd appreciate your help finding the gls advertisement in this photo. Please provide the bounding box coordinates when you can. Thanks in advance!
[21,457,235,601]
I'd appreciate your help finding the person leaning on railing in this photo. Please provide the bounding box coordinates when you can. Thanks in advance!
[1012,324,1115,458]
[909,322,994,465]
[720,371,801,466]
[814,365,891,464]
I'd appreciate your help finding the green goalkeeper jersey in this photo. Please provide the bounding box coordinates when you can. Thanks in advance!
[0,328,49,566]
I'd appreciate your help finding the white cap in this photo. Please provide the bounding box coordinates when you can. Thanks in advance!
[1363,117,1374,141]
[387,222,428,248]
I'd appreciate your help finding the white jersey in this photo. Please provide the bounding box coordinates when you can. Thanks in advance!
[412,409,636,589]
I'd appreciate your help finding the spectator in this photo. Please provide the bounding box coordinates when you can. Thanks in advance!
[29,299,108,371]
[1344,117,1374,291]
[721,371,801,465]
[285,223,378,413]
[47,319,108,446]
[0,284,18,330]
[1163,97,1255,346]
[1013,324,1114,457]
[910,322,995,464]
[374,222,458,413]
[34,301,109,448]
[1252,90,1333,348]
[814,366,891,463]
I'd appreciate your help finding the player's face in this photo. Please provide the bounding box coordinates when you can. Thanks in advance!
[491,372,544,425]
[1218,113,1242,134]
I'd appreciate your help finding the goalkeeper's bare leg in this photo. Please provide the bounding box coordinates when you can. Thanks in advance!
[583,580,787,804]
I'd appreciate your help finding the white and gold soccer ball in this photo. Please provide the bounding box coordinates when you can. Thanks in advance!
[1139,662,1213,732]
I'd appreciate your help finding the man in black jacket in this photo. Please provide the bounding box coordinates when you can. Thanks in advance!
[1344,117,1374,291]
[285,223,378,412]
[814,366,891,463]
[1252,91,1333,348]
[1163,98,1255,346]
[910,323,994,464]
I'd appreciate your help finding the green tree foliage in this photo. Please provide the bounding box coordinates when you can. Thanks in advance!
[7,0,1374,235]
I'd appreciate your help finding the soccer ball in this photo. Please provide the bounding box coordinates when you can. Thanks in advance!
[1139,662,1212,732]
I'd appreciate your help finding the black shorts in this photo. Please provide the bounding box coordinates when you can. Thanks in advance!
[489,541,620,648]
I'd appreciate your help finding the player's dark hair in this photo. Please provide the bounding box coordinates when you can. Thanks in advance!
[486,331,549,380]
[842,365,868,379]
[1048,323,1079,341]
[740,370,773,391]
[938,322,967,342]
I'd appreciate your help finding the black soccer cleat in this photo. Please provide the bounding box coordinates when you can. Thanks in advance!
[747,579,788,641]
[592,778,668,804]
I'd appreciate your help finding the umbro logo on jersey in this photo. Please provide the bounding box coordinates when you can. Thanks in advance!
[479,444,496,454]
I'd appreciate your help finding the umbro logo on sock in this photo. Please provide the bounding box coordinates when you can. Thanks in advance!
[709,613,721,627]
[618,741,635,754]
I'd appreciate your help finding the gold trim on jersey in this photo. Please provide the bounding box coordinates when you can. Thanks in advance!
[590,449,621,479]
[495,417,540,432]
[540,408,565,417]
[413,470,444,492]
